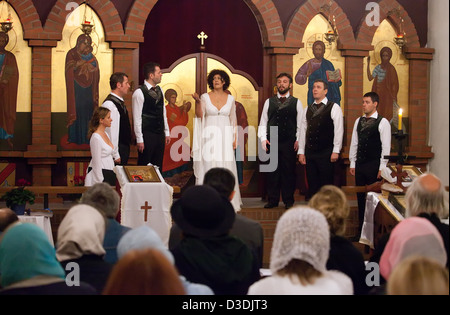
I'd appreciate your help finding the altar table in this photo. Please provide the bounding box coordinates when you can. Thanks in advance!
[115,166,173,246]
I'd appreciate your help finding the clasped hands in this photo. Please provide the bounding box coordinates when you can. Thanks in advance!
[261,140,299,153]
[298,152,339,165]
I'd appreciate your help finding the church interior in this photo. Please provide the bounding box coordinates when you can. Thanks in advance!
[0,0,448,273]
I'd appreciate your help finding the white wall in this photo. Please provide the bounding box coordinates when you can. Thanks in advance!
[428,0,449,186]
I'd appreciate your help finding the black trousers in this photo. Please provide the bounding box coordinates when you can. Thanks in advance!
[87,168,117,186]
[305,148,334,200]
[266,139,297,205]
[355,159,380,233]
[138,131,165,169]
[117,142,130,166]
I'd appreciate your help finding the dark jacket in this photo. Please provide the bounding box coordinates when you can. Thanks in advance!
[327,235,370,295]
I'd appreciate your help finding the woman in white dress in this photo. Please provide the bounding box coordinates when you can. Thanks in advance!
[192,69,242,211]
[85,107,116,186]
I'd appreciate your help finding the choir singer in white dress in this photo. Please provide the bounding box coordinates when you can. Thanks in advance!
[192,69,242,211]
[85,107,116,186]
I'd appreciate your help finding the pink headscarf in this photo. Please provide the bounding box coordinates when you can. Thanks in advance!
[380,217,446,280]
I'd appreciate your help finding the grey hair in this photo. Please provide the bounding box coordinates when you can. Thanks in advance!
[80,183,120,218]
[405,173,449,219]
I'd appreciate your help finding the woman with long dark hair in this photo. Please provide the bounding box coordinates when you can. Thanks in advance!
[192,69,242,211]
[85,107,116,186]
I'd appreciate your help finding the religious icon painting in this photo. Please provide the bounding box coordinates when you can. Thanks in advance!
[124,166,161,183]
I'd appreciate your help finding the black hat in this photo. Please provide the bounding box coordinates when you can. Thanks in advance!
[171,185,235,238]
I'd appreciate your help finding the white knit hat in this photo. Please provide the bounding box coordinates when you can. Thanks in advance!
[270,206,330,273]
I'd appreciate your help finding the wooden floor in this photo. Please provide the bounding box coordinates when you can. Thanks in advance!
[2,193,371,267]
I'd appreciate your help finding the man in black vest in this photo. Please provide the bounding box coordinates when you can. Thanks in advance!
[102,72,132,165]
[132,62,170,168]
[298,79,344,200]
[349,92,391,233]
[258,73,304,209]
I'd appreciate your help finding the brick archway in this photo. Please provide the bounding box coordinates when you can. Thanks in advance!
[356,0,420,48]
[44,0,124,40]
[8,0,43,38]
[125,0,279,47]
[242,0,281,47]
[124,0,156,40]
[284,0,355,48]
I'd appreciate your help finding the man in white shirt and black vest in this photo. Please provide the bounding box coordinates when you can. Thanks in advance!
[101,72,132,165]
[298,79,344,200]
[132,62,170,168]
[258,73,303,209]
[349,92,391,233]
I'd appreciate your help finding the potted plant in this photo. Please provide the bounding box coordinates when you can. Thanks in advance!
[1,179,35,215]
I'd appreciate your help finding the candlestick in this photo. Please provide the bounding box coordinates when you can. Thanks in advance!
[398,108,402,130]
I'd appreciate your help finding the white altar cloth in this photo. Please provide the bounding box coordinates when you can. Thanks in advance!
[114,166,173,246]
[359,192,404,249]
[18,215,54,247]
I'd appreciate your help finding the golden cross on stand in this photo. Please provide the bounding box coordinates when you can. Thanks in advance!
[197,31,208,51]
[140,201,152,222]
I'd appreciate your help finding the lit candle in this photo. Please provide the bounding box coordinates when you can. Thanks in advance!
[397,34,404,38]
[398,108,403,130]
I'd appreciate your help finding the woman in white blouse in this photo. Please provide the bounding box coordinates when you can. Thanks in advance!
[85,107,116,186]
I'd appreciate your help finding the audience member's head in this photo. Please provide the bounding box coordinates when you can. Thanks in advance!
[405,172,449,219]
[387,255,449,295]
[0,208,19,233]
[308,185,350,236]
[203,167,235,200]
[117,225,174,263]
[103,248,186,295]
[80,183,120,219]
[0,223,65,288]
[117,226,214,295]
[270,206,330,285]
[380,217,446,281]
[171,185,235,238]
[56,204,106,261]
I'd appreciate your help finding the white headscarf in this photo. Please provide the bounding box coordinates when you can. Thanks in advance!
[270,206,330,273]
[56,204,106,261]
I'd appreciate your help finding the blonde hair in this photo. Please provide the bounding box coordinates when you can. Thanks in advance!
[387,256,449,295]
[309,185,349,236]
[88,107,110,139]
